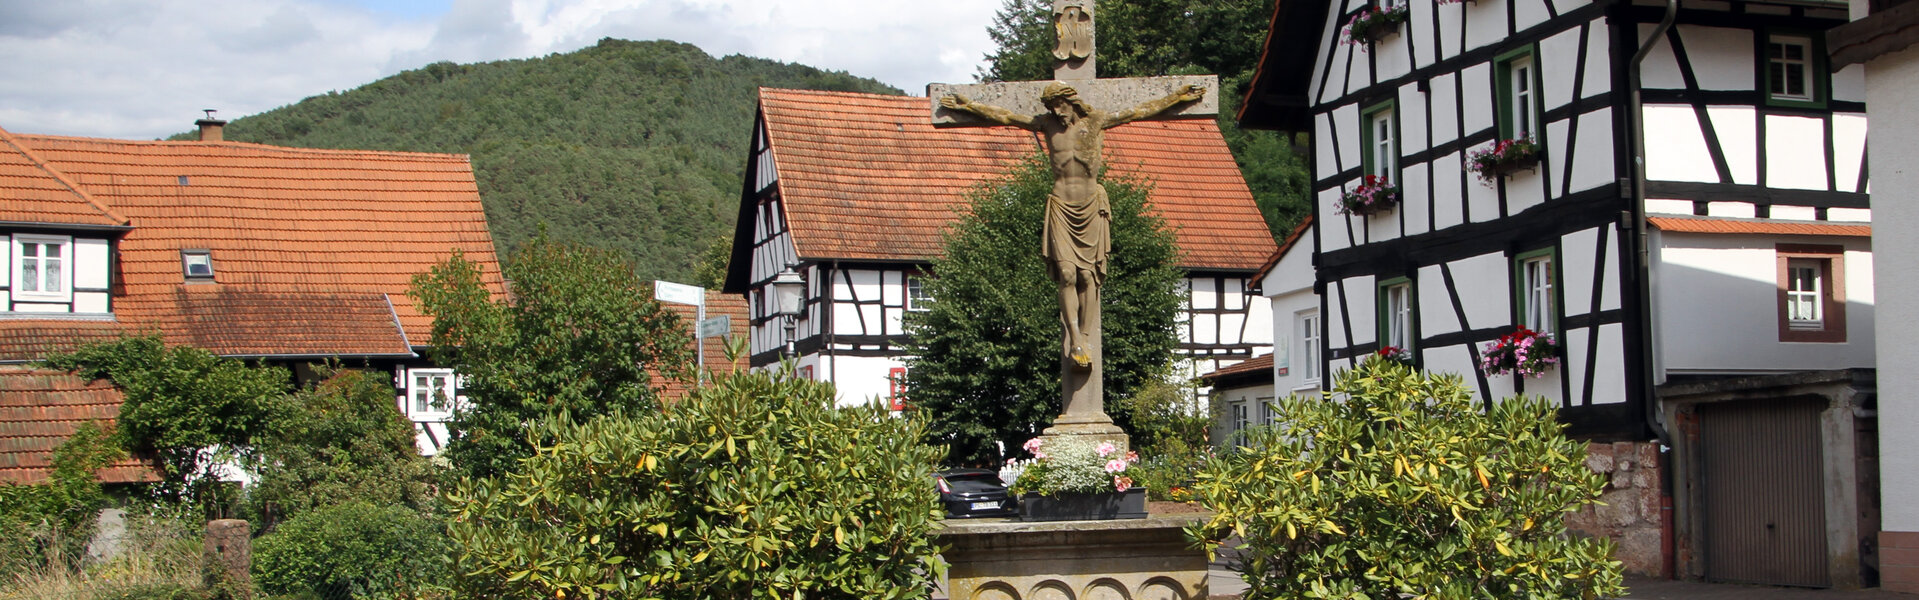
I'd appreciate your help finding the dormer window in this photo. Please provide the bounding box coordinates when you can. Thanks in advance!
[182,249,214,281]
[12,234,73,302]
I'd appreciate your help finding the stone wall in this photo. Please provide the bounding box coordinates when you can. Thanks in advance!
[1565,441,1665,577]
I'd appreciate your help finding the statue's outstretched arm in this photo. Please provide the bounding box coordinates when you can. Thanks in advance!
[1105,84,1206,128]
[940,94,1040,130]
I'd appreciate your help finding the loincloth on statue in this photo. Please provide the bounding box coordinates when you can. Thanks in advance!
[1041,187,1110,284]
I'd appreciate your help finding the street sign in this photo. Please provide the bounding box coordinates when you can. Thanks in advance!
[653,280,704,306]
[697,315,731,339]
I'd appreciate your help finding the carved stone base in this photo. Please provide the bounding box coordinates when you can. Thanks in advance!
[1040,418,1129,455]
[937,515,1209,600]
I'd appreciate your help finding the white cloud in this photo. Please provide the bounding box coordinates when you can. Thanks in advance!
[0,0,1001,139]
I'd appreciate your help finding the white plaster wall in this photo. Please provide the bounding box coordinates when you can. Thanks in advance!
[0,235,8,288]
[1430,73,1460,147]
[1514,0,1551,32]
[1270,290,1322,397]
[1708,107,1759,185]
[1866,45,1919,532]
[1653,233,1875,373]
[73,292,108,313]
[1835,114,1869,193]
[1450,253,1513,329]
[825,354,898,408]
[74,238,108,290]
[1645,105,1718,183]
[1766,115,1831,191]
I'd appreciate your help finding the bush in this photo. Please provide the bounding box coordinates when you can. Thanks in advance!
[446,368,946,599]
[252,502,448,599]
[1188,359,1624,600]
[0,422,124,575]
[1120,378,1209,501]
[247,367,436,527]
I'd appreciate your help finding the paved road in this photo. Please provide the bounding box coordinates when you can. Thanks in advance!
[1204,569,1915,599]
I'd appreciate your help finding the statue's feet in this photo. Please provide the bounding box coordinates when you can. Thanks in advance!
[1070,346,1091,368]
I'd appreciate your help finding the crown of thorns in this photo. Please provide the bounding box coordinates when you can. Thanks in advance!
[1041,83,1078,101]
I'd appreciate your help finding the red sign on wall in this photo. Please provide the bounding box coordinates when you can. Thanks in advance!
[887,367,908,411]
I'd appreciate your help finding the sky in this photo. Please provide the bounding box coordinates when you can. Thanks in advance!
[0,0,1005,139]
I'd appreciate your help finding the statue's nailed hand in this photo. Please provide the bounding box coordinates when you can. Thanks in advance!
[1176,84,1206,103]
[940,94,970,110]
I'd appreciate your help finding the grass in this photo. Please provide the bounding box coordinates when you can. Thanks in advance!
[1,511,206,600]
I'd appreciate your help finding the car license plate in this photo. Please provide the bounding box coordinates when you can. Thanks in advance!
[970,501,999,511]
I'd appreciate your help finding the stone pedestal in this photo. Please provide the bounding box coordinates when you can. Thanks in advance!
[937,514,1209,600]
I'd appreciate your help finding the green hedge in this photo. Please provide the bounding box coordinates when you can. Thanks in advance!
[252,502,448,598]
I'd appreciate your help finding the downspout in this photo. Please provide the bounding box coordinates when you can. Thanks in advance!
[1627,0,1679,579]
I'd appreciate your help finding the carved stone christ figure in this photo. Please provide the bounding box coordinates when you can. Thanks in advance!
[939,82,1205,368]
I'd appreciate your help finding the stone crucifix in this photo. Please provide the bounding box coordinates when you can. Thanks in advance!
[928,0,1218,443]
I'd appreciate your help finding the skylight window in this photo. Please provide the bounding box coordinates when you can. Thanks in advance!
[182,249,214,281]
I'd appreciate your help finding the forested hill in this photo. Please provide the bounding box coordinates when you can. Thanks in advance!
[174,38,900,281]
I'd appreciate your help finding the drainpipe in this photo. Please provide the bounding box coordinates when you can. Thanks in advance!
[1627,0,1679,579]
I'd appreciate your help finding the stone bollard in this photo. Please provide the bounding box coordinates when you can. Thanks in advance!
[203,519,253,599]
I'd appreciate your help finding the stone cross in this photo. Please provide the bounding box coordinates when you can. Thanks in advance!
[928,0,1218,446]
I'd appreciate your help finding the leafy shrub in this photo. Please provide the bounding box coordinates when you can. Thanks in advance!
[1120,378,1210,501]
[0,422,124,575]
[1188,359,1624,600]
[446,368,945,599]
[252,502,448,599]
[43,336,286,504]
[247,367,436,527]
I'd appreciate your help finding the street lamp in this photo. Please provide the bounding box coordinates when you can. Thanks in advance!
[769,266,805,358]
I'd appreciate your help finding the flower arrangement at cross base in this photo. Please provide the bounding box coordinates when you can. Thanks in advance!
[1005,437,1140,496]
[1343,4,1410,46]
[1467,138,1541,184]
[1480,326,1560,377]
[1337,175,1401,216]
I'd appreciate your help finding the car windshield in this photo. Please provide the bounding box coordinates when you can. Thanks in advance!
[942,473,1004,493]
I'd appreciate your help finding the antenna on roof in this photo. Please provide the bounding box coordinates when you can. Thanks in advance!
[203,109,217,120]
[195,110,227,142]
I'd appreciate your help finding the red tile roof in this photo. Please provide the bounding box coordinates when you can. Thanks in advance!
[1648,216,1871,237]
[0,320,135,363]
[1,128,505,360]
[0,367,160,484]
[1200,353,1274,383]
[758,89,1276,271]
[0,128,126,227]
[654,290,751,400]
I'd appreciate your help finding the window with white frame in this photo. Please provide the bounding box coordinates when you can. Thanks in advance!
[1299,310,1321,383]
[1786,259,1823,329]
[12,234,72,301]
[1232,401,1248,434]
[1517,252,1556,334]
[1380,280,1413,351]
[407,368,457,420]
[1258,397,1276,426]
[1363,104,1397,183]
[1500,52,1537,139]
[906,275,932,312]
[1767,35,1816,103]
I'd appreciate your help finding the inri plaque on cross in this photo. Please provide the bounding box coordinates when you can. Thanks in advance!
[928,0,1218,443]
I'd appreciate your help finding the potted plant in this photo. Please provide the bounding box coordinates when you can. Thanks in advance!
[1480,326,1560,377]
[1343,4,1410,46]
[1337,175,1400,216]
[1002,437,1145,521]
[1466,138,1541,184]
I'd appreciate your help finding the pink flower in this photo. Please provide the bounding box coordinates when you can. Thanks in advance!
[1124,450,1139,463]
[1104,459,1128,474]
[1022,438,1043,454]
[1114,476,1133,492]
[1033,450,1047,460]
[1095,442,1116,457]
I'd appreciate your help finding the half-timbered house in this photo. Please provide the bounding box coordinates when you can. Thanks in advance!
[0,119,506,456]
[1242,0,1874,586]
[723,88,1277,406]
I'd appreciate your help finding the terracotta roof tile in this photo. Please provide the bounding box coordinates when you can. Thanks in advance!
[2,131,506,360]
[653,290,752,400]
[1648,216,1871,237]
[759,89,1277,271]
[1200,353,1274,381]
[0,320,133,363]
[0,127,126,226]
[0,366,160,484]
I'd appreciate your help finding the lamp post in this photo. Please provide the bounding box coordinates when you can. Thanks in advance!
[769,267,805,359]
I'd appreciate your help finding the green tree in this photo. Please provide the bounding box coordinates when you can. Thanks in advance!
[1188,359,1625,600]
[689,234,733,289]
[977,0,1312,239]
[43,335,286,503]
[410,233,696,480]
[902,156,1182,465]
[446,368,945,599]
[246,366,437,528]
[0,422,124,573]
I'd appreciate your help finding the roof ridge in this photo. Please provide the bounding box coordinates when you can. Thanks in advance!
[762,87,917,102]
[12,131,473,161]
[0,125,129,225]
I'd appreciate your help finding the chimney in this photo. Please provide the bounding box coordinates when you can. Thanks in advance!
[195,109,225,142]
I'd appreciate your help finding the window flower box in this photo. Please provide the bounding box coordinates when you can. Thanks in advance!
[1337,175,1400,216]
[1480,326,1560,378]
[1002,437,1145,522]
[1343,5,1409,45]
[1467,138,1541,184]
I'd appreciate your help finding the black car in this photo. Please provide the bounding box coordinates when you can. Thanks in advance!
[936,468,1017,518]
